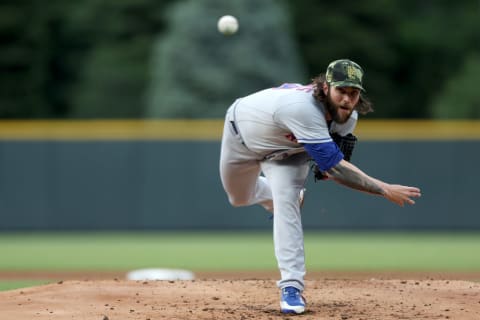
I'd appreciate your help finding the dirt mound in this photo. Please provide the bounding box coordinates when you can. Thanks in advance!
[1,278,479,319]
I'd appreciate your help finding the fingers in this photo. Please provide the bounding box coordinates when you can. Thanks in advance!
[394,197,412,207]
[402,190,420,206]
[407,186,422,198]
[388,185,421,206]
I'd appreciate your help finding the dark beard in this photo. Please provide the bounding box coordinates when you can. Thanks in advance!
[325,92,352,124]
[324,98,340,123]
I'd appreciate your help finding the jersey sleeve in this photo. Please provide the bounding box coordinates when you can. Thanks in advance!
[274,101,332,144]
[273,95,344,170]
[303,142,344,171]
[275,97,351,171]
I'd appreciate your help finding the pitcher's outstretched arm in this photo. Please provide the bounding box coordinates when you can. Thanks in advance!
[326,160,421,206]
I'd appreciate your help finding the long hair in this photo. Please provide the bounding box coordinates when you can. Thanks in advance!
[312,74,374,115]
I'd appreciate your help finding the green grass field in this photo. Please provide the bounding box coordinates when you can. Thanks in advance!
[1,231,479,290]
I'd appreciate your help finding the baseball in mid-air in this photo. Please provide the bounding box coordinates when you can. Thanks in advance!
[217,15,238,35]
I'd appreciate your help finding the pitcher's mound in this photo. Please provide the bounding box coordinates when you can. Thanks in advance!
[1,279,479,319]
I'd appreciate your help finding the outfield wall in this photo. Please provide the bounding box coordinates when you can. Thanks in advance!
[0,120,479,230]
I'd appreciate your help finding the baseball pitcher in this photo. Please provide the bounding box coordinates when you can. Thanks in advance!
[219,59,421,314]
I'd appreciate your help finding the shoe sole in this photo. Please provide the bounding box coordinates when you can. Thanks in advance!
[280,302,305,314]
[281,309,305,314]
[280,307,305,314]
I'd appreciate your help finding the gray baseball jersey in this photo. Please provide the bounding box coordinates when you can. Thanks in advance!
[235,83,357,158]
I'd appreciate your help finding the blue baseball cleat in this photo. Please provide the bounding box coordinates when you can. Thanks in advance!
[280,286,306,314]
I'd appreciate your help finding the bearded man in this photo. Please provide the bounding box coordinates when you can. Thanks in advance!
[219,59,421,314]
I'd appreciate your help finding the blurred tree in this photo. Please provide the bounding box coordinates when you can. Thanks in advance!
[394,0,480,118]
[0,0,174,118]
[287,0,480,119]
[0,2,32,117]
[146,0,306,118]
[68,0,175,118]
[286,0,403,118]
[430,54,480,118]
[1,0,478,119]
[0,1,72,118]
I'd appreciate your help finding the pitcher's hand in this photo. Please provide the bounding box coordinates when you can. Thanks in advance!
[383,184,421,206]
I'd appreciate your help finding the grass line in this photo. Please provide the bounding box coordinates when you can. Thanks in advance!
[0,231,479,271]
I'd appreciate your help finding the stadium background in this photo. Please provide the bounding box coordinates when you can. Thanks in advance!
[1,0,479,292]
[0,119,479,230]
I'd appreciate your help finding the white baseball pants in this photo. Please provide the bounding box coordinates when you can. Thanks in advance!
[219,104,310,291]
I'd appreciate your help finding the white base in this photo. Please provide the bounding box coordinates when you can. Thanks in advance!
[126,268,195,281]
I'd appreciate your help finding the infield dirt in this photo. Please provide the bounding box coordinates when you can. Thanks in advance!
[1,271,479,319]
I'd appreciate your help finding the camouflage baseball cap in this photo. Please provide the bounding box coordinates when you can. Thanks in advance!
[325,59,365,91]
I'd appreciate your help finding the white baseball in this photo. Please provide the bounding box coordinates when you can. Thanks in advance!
[217,15,238,35]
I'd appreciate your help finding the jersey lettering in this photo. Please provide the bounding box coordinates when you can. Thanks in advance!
[274,83,313,93]
[285,133,297,143]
